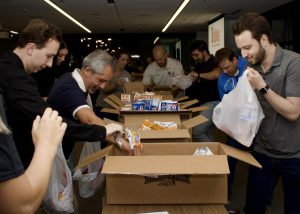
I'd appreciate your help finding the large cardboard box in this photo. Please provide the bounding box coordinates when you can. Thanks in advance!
[99,142,261,205]
[120,110,207,142]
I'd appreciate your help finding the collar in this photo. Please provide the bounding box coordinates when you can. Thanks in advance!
[71,68,87,92]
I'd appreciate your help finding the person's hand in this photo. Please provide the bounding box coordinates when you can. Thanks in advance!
[245,67,266,90]
[116,78,125,86]
[105,135,133,154]
[104,123,123,136]
[31,108,67,152]
[120,138,132,154]
[189,71,198,81]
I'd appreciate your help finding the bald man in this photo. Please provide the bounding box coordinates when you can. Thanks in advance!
[142,45,184,91]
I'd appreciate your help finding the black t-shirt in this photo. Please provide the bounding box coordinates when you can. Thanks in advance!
[0,51,106,167]
[185,56,220,105]
[48,72,92,157]
[0,93,24,182]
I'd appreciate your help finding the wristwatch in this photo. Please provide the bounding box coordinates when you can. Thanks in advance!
[258,85,270,95]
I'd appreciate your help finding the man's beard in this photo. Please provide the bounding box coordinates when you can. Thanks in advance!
[251,45,265,65]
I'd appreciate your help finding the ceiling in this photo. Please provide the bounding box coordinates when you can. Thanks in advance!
[0,0,293,34]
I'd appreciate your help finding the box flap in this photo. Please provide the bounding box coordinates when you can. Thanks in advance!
[74,145,114,170]
[180,99,199,109]
[107,94,124,107]
[104,97,121,110]
[220,143,262,168]
[174,96,189,102]
[188,106,209,112]
[102,155,229,175]
[182,115,208,129]
[101,108,120,115]
[140,129,191,139]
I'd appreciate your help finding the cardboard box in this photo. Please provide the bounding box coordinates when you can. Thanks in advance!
[99,142,261,205]
[124,81,145,94]
[120,110,206,143]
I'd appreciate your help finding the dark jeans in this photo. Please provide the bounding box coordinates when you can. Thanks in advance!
[227,137,248,199]
[244,152,300,214]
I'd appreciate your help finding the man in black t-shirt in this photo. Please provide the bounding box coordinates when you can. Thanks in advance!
[186,40,221,142]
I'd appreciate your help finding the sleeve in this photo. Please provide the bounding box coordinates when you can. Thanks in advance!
[218,76,225,100]
[173,60,184,77]
[124,70,132,82]
[63,120,107,142]
[0,96,24,182]
[142,65,153,85]
[48,80,89,119]
[285,56,300,97]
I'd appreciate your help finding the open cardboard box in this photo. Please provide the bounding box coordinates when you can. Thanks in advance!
[76,142,261,205]
[120,110,207,143]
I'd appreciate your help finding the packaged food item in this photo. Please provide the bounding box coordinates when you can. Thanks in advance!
[159,100,179,111]
[125,128,143,156]
[121,93,131,105]
[193,147,214,156]
[141,119,177,131]
[132,101,145,110]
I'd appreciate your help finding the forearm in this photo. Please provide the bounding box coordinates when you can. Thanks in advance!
[264,90,300,121]
[82,113,106,126]
[199,69,220,80]
[23,147,57,211]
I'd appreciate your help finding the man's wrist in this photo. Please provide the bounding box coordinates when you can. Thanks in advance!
[258,84,270,95]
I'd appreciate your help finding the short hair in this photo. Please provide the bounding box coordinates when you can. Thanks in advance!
[190,40,209,53]
[114,48,130,60]
[17,19,63,49]
[214,48,236,66]
[82,49,113,74]
[232,12,273,44]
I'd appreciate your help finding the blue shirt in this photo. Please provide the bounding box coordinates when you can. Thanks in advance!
[217,57,248,99]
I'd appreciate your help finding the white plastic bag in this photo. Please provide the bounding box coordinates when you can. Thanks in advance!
[73,141,105,198]
[43,144,74,213]
[213,72,265,147]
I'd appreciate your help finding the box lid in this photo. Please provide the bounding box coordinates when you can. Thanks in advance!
[181,114,208,129]
[180,99,199,109]
[102,155,229,175]
[219,143,262,168]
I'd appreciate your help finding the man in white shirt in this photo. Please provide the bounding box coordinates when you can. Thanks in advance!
[143,45,184,91]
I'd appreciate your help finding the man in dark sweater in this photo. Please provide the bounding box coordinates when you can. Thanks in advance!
[0,19,125,168]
